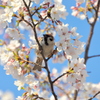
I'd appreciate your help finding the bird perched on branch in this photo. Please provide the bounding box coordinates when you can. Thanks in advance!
[33,34,55,71]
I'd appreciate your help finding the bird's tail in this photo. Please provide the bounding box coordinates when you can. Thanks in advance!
[33,57,43,71]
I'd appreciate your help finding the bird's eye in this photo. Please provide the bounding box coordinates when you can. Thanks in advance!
[49,38,53,41]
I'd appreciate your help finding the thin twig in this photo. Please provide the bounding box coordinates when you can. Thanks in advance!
[53,70,91,82]
[84,0,100,64]
[53,72,67,83]
[92,0,100,25]
[31,7,41,16]
[91,3,97,11]
[19,57,43,68]
[22,0,45,62]
[88,91,100,100]
[85,14,92,25]
[73,90,78,100]
[22,0,58,99]
[88,54,100,59]
[23,18,33,27]
[32,94,45,100]
[46,47,57,61]
[28,0,31,7]
[13,14,33,27]
[22,0,41,48]
[85,1,92,25]
[35,16,48,26]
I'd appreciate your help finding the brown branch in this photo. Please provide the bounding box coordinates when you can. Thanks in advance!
[84,25,95,64]
[22,0,58,99]
[53,72,67,83]
[91,3,97,11]
[22,0,45,66]
[19,57,43,68]
[13,14,33,27]
[46,47,57,61]
[22,0,41,48]
[73,90,78,100]
[85,14,92,25]
[28,0,31,7]
[88,91,100,100]
[22,18,33,27]
[92,0,100,25]
[88,54,100,59]
[31,6,41,16]
[32,94,45,100]
[44,61,58,100]
[84,0,100,64]
[35,16,48,26]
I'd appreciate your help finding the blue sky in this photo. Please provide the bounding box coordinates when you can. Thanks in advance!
[0,0,100,99]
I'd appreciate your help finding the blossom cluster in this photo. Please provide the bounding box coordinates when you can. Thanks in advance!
[71,0,100,22]
[0,0,98,100]
[0,90,14,100]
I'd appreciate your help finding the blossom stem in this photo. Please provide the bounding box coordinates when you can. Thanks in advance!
[53,72,67,83]
[88,91,100,100]
[73,90,78,100]
[88,54,100,59]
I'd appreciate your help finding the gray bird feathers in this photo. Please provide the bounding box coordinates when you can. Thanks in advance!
[33,57,43,71]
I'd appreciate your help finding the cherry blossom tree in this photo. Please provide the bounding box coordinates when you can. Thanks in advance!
[0,0,100,100]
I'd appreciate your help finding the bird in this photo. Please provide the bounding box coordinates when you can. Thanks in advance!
[33,34,55,71]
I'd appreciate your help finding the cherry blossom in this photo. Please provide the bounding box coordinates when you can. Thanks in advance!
[14,80,25,91]
[0,91,14,100]
[5,28,24,40]
[51,1,68,20]
[0,0,99,100]
[1,7,13,23]
[7,40,21,51]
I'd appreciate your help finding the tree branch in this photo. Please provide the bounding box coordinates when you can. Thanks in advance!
[88,54,100,59]
[22,0,58,99]
[84,0,100,64]
[13,14,33,27]
[35,16,48,26]
[19,57,43,68]
[31,6,41,16]
[32,94,45,100]
[46,47,57,61]
[22,0,41,48]
[53,72,67,83]
[45,61,58,100]
[85,14,92,25]
[84,25,94,64]
[28,0,31,7]
[88,91,100,100]
[73,90,78,100]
